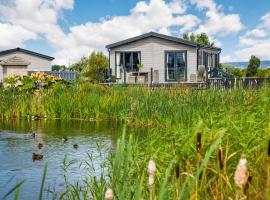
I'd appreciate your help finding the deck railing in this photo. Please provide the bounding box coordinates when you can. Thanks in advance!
[28,71,76,81]
[207,77,270,89]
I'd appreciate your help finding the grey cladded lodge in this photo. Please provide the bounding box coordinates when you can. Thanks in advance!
[0,47,76,82]
[106,32,221,84]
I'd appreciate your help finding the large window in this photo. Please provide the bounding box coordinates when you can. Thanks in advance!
[165,51,186,81]
[115,52,141,78]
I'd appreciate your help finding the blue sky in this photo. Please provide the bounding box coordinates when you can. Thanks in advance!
[0,0,269,65]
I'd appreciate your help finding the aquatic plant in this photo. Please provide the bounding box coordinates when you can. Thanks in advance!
[1,83,270,199]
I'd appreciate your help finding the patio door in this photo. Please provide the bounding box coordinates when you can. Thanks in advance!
[165,51,186,81]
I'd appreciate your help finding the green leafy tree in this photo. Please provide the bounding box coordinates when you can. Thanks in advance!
[256,68,270,78]
[70,57,88,73]
[246,55,260,77]
[82,52,109,82]
[183,33,215,47]
[52,65,66,71]
[219,63,244,77]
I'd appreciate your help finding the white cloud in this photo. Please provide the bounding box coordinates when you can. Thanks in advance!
[235,40,270,61]
[245,29,266,38]
[261,13,270,28]
[190,0,217,12]
[0,23,36,49]
[0,0,245,64]
[227,13,270,61]
[233,12,270,61]
[168,0,187,14]
[190,0,244,37]
[52,0,200,64]
[0,0,74,49]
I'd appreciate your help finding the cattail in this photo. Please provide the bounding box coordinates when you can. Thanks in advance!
[148,160,156,186]
[105,188,114,200]
[234,158,249,189]
[218,146,224,170]
[196,132,202,153]
[175,163,180,199]
[175,163,180,179]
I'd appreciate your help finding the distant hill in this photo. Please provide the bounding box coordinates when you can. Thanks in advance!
[223,61,270,69]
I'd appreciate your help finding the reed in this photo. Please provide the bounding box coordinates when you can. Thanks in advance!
[1,83,270,199]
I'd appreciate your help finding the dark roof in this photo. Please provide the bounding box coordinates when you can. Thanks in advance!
[106,32,221,51]
[0,47,54,61]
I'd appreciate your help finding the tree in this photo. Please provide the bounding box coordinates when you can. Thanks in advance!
[246,55,260,77]
[52,65,66,71]
[219,63,244,78]
[82,51,109,82]
[70,57,88,73]
[183,32,215,47]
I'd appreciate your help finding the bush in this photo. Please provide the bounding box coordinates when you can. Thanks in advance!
[3,72,66,92]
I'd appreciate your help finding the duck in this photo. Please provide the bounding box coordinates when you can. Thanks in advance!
[32,153,43,161]
[62,137,68,143]
[31,132,36,138]
[73,144,79,149]
[38,143,43,149]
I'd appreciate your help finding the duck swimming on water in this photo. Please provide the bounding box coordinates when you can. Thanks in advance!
[32,153,43,161]
[62,137,68,143]
[73,144,79,149]
[38,143,43,149]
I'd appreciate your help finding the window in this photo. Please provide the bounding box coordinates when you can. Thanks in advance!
[198,50,203,65]
[165,51,186,81]
[115,52,124,78]
[115,52,141,77]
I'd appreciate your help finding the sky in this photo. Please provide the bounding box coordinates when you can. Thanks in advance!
[0,0,269,65]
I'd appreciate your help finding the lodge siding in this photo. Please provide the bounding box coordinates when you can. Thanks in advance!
[0,52,52,72]
[109,37,197,83]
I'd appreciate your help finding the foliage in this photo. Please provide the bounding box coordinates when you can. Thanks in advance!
[70,52,109,82]
[3,85,270,199]
[256,68,270,78]
[183,33,215,47]
[82,51,109,82]
[69,57,88,73]
[219,63,245,77]
[52,65,66,71]
[3,72,65,92]
[220,63,270,78]
[246,55,261,77]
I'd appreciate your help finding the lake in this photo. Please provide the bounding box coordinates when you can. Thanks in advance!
[0,119,142,199]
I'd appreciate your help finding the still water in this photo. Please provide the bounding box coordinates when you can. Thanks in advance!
[0,119,142,199]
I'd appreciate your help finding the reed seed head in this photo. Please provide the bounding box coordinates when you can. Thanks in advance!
[148,174,155,186]
[148,160,156,186]
[105,188,114,200]
[148,160,156,175]
[234,158,249,189]
[196,132,202,153]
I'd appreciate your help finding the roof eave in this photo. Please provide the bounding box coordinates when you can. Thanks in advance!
[106,32,198,49]
[198,45,221,51]
[0,48,55,61]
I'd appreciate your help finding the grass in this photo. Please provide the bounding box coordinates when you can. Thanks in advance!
[1,82,270,199]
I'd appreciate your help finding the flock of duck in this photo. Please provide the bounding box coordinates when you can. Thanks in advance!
[31,133,79,161]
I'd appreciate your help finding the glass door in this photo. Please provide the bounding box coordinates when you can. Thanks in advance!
[167,52,175,80]
[166,51,186,81]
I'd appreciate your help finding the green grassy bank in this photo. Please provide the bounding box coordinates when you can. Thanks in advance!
[1,83,270,199]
